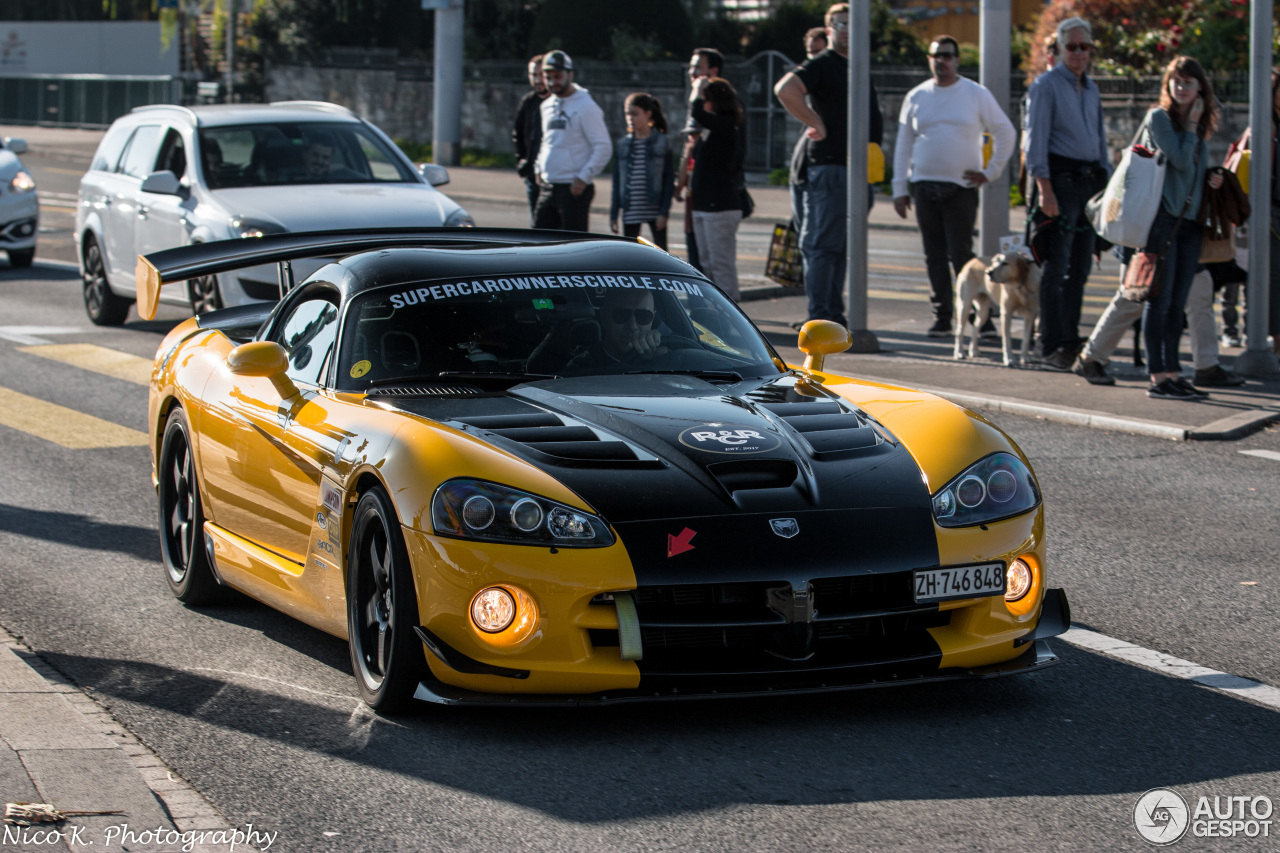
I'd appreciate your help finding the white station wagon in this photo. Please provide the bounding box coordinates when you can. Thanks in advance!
[76,101,473,324]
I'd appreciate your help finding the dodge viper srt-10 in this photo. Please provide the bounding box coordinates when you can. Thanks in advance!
[137,228,1069,711]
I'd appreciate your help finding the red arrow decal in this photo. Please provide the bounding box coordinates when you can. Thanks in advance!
[667,527,697,557]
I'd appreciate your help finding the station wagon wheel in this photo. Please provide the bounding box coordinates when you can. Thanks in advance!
[158,408,222,604]
[82,237,131,326]
[346,487,425,713]
[188,272,223,315]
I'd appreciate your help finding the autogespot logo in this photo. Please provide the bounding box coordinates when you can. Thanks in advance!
[1135,788,1190,845]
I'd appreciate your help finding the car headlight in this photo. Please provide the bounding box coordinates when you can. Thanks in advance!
[9,171,35,192]
[432,479,613,547]
[444,208,475,228]
[931,452,1040,528]
[229,216,287,239]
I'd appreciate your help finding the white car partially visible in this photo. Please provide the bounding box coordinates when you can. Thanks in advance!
[0,136,38,268]
[76,101,473,325]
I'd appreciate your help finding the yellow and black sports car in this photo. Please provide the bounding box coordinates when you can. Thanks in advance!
[138,229,1069,711]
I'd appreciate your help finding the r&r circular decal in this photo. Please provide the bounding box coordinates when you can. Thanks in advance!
[349,359,372,379]
[678,424,781,454]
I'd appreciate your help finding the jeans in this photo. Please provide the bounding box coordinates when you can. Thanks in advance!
[1038,170,1098,356]
[912,181,978,324]
[524,177,540,225]
[790,181,806,234]
[692,209,743,300]
[800,164,848,326]
[533,182,594,232]
[1082,269,1219,370]
[1142,211,1204,375]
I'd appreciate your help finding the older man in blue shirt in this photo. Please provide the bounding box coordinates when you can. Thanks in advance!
[1024,17,1110,370]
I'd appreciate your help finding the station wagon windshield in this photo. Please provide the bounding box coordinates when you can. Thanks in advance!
[198,122,415,189]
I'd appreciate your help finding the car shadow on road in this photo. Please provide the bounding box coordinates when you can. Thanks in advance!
[36,641,1280,823]
[0,502,157,563]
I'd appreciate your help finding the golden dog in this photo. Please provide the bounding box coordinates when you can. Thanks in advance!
[953,252,1041,366]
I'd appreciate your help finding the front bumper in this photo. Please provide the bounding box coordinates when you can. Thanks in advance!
[0,211,37,248]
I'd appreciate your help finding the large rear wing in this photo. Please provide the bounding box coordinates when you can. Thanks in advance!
[133,227,633,320]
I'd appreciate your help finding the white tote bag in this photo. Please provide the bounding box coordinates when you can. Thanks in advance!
[1087,121,1166,248]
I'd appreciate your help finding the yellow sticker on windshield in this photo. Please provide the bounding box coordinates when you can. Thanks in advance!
[349,359,371,378]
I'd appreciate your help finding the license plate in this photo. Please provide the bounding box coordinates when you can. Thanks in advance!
[913,563,1005,603]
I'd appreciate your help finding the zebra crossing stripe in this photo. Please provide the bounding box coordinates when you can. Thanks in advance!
[0,387,148,449]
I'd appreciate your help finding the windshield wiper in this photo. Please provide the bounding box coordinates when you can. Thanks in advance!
[624,369,743,382]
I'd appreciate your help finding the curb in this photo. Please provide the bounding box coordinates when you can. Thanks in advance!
[0,628,263,853]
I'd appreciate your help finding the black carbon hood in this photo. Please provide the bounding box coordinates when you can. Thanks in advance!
[380,374,940,580]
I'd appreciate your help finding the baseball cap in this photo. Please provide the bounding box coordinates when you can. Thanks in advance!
[542,50,573,72]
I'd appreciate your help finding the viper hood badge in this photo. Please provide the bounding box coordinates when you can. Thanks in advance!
[769,518,799,538]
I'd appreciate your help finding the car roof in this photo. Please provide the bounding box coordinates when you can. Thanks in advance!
[127,101,361,129]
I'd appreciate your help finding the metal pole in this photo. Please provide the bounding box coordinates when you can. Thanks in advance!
[846,0,877,352]
[224,0,236,102]
[1235,0,1279,377]
[432,0,464,166]
[978,0,1011,257]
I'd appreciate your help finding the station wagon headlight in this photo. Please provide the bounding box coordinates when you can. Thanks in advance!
[433,479,613,547]
[931,452,1040,528]
[444,208,475,228]
[9,171,35,192]
[229,216,286,239]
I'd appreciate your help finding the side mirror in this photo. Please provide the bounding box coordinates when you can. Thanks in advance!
[228,341,297,398]
[796,320,851,373]
[417,163,450,187]
[3,137,27,155]
[140,170,183,196]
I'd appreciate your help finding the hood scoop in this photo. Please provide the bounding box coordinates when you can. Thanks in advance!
[449,411,661,468]
[758,401,880,459]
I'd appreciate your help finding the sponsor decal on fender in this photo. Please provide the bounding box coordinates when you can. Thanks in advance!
[677,424,781,455]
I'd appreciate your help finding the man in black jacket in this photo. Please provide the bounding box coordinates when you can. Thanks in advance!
[512,54,548,225]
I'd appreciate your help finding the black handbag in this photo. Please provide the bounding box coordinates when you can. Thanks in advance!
[738,184,754,219]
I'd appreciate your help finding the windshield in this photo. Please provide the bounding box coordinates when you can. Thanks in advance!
[197,122,415,189]
[335,273,781,392]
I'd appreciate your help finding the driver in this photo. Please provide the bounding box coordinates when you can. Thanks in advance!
[569,290,669,368]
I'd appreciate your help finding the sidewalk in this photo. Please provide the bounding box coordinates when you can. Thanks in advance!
[0,629,263,853]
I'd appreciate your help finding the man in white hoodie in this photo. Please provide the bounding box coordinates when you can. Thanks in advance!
[534,50,612,232]
[892,35,1015,338]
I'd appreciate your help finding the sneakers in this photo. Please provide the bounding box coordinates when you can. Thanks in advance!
[1193,364,1246,387]
[1220,331,1242,348]
[927,319,952,338]
[1033,348,1075,371]
[1147,377,1200,400]
[1072,357,1115,386]
[1172,376,1209,398]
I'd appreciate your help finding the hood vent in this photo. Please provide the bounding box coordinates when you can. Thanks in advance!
[759,401,880,459]
[368,383,486,397]
[707,459,799,493]
[450,411,655,466]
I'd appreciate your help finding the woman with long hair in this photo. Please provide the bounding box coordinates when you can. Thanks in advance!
[1141,56,1225,400]
[688,76,745,300]
[609,93,674,250]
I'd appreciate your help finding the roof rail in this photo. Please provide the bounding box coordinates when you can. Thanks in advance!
[134,227,636,320]
[130,104,200,124]
[268,100,357,117]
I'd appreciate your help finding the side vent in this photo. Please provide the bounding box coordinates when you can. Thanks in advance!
[759,401,879,458]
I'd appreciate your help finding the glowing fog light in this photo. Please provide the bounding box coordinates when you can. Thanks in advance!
[1005,559,1033,602]
[462,495,495,530]
[509,497,543,532]
[471,587,516,633]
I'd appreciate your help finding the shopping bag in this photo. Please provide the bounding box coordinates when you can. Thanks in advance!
[1199,226,1235,263]
[1120,251,1164,303]
[765,222,804,287]
[1088,140,1166,248]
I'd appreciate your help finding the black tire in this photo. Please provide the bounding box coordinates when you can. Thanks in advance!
[8,247,33,268]
[188,272,222,315]
[158,408,223,605]
[82,237,131,326]
[346,487,426,713]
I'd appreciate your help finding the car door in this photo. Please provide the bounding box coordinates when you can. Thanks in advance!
[102,124,163,286]
[134,127,196,262]
[197,289,342,563]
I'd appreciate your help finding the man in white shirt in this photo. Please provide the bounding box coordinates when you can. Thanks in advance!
[533,50,612,232]
[892,36,1016,337]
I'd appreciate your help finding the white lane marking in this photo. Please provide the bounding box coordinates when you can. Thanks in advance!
[1240,449,1280,462]
[1062,627,1280,712]
[0,325,94,345]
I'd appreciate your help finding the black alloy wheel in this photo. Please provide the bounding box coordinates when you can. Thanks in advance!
[346,487,425,713]
[188,272,223,315]
[158,408,222,604]
[82,237,131,326]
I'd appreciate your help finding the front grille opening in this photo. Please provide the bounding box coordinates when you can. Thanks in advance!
[589,628,619,648]
[707,459,799,493]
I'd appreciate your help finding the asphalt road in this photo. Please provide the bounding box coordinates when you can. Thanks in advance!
[3,147,1280,852]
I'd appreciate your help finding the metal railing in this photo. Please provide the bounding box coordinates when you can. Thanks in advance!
[0,74,180,129]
